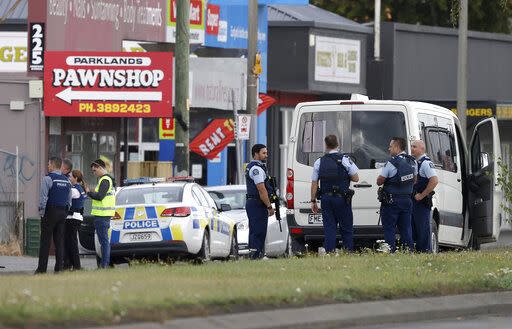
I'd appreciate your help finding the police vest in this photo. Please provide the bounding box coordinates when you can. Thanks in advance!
[383,154,416,195]
[318,153,350,194]
[70,183,86,213]
[414,156,431,194]
[91,175,115,217]
[245,161,274,198]
[46,172,72,208]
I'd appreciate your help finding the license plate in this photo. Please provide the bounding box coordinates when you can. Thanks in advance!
[129,233,152,241]
[308,213,323,224]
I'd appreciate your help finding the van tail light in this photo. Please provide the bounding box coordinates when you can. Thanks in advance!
[161,207,191,218]
[290,228,303,235]
[286,168,294,209]
[113,212,121,220]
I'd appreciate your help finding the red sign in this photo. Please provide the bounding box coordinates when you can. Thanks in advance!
[170,0,203,25]
[43,51,173,117]
[190,119,235,160]
[258,94,277,115]
[206,4,220,35]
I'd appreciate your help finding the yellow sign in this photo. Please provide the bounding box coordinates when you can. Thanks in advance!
[497,104,512,120]
[159,118,175,140]
[252,52,262,76]
[450,107,493,117]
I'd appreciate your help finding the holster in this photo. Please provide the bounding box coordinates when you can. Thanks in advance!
[377,187,392,205]
[421,191,435,208]
[343,189,355,205]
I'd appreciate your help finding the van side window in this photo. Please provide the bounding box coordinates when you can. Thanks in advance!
[438,131,457,172]
[426,130,443,167]
[425,128,457,172]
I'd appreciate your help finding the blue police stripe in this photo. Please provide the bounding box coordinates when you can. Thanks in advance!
[145,207,157,219]
[193,219,200,229]
[110,230,120,244]
[161,228,172,241]
[125,208,135,220]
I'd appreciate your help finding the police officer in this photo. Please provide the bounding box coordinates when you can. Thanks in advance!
[86,159,116,268]
[376,137,417,252]
[35,157,72,274]
[64,169,87,271]
[311,135,359,252]
[245,144,275,260]
[411,140,438,252]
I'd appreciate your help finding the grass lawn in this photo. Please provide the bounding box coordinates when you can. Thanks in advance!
[1,249,512,328]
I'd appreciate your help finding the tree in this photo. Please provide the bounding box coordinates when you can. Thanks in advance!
[498,159,512,222]
[312,0,512,34]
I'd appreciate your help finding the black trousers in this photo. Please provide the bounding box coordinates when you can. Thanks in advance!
[36,207,67,273]
[63,219,82,270]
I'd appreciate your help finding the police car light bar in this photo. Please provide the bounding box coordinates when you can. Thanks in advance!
[123,177,166,186]
[166,176,195,182]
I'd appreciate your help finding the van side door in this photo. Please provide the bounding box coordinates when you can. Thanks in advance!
[468,118,502,243]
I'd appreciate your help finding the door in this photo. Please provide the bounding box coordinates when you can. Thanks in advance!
[468,118,502,242]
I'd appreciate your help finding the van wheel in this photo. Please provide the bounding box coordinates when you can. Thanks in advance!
[430,218,439,253]
[196,231,211,263]
[470,233,481,251]
[290,236,306,256]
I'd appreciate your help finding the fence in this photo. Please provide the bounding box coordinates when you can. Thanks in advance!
[0,147,24,246]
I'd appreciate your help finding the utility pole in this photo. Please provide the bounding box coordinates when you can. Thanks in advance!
[174,0,190,176]
[246,0,258,161]
[374,0,381,61]
[457,0,468,141]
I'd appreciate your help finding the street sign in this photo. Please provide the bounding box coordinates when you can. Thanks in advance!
[159,118,175,140]
[190,119,235,160]
[237,115,251,140]
[43,51,173,117]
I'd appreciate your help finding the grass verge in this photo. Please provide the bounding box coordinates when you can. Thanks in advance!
[1,249,512,328]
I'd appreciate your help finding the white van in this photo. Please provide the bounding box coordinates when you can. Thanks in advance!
[285,98,502,252]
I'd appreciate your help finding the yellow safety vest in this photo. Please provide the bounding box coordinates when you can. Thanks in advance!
[91,175,115,217]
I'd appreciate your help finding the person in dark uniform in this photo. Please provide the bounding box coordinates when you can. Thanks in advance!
[411,140,438,252]
[64,169,87,271]
[311,135,359,252]
[35,157,72,274]
[376,137,417,252]
[245,144,275,260]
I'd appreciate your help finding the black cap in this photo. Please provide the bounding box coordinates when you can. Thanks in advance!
[91,159,106,170]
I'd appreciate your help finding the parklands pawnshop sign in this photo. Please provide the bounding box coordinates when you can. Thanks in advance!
[44,51,173,118]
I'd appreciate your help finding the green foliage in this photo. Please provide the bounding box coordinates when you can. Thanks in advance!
[312,0,512,34]
[497,159,512,220]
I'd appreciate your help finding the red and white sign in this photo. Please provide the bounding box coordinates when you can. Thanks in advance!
[257,94,277,115]
[237,115,251,140]
[170,0,203,25]
[206,4,220,35]
[190,119,235,160]
[43,51,173,117]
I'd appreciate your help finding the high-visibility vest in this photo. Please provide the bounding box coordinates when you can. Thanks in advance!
[91,175,115,217]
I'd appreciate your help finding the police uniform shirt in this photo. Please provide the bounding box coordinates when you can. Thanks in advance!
[248,160,267,185]
[311,150,359,181]
[380,152,418,178]
[418,154,437,179]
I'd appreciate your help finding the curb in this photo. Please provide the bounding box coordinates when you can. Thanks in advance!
[92,291,512,329]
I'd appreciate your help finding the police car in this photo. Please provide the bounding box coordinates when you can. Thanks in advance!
[94,178,238,264]
[205,185,291,257]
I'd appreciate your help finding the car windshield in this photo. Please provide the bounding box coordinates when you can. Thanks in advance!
[208,189,246,210]
[116,186,183,205]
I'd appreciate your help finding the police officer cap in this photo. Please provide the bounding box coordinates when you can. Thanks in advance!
[91,159,106,170]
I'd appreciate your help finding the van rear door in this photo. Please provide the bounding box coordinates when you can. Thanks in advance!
[468,118,502,242]
[289,103,409,230]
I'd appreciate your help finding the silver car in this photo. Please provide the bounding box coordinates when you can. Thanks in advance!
[205,185,291,258]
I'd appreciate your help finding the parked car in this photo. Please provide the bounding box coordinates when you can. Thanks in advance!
[205,185,291,258]
[90,179,238,265]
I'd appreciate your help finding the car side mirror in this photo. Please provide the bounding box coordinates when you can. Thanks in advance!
[220,204,231,212]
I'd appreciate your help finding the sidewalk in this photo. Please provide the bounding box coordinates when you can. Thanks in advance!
[0,255,97,274]
[87,291,512,329]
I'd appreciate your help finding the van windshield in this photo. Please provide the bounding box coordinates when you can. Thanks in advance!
[297,111,407,169]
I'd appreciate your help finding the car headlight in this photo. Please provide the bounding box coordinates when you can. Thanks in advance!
[237,219,249,231]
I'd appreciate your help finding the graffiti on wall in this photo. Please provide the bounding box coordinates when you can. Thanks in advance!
[0,152,36,196]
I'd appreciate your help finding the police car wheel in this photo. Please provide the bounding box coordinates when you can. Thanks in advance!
[284,234,293,258]
[430,219,439,254]
[196,231,211,263]
[229,231,239,260]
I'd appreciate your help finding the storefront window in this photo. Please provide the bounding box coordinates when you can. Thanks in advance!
[142,118,159,142]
